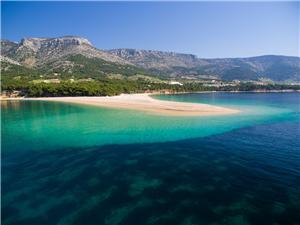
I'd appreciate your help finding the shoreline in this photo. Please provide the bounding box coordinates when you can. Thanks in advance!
[1,93,240,117]
[1,89,299,100]
[154,89,300,95]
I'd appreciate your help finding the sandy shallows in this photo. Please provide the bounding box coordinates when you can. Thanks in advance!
[24,94,240,116]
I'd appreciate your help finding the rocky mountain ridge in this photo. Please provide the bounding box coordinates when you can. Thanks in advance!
[107,48,205,69]
[1,36,300,82]
[1,36,130,68]
[108,49,300,81]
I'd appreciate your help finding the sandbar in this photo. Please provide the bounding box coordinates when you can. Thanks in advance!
[21,94,240,116]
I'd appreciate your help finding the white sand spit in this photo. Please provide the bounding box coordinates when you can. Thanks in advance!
[23,94,240,116]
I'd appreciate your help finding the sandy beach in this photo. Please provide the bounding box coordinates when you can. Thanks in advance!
[18,94,240,116]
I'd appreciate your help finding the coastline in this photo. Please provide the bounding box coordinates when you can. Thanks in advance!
[153,89,300,95]
[1,93,240,116]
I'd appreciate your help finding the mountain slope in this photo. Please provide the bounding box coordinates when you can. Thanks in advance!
[107,48,207,69]
[1,36,299,82]
[1,36,131,68]
[1,37,155,80]
[109,49,300,82]
[38,54,154,79]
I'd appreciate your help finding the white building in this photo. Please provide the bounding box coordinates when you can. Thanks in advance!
[169,81,183,86]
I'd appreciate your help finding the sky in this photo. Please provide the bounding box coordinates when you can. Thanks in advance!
[1,1,299,58]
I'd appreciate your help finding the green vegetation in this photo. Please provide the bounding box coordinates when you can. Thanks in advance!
[218,82,300,92]
[1,56,299,97]
[26,80,139,97]
[39,55,158,79]
[2,79,143,97]
[2,79,299,98]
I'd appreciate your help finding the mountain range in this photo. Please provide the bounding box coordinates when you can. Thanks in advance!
[1,36,300,82]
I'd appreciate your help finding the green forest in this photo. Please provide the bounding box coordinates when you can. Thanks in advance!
[2,78,300,97]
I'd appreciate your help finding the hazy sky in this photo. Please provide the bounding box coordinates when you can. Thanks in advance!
[1,1,299,58]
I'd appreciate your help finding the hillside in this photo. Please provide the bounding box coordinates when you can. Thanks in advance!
[1,36,130,67]
[108,49,300,82]
[1,36,300,82]
[1,37,158,82]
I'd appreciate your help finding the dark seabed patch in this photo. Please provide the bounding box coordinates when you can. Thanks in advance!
[2,120,300,225]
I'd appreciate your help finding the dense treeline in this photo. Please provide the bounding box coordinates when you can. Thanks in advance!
[2,78,299,97]
[144,82,300,93]
[218,83,300,92]
[2,80,142,97]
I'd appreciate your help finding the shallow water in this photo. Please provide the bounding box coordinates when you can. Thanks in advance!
[2,93,297,152]
[2,93,300,225]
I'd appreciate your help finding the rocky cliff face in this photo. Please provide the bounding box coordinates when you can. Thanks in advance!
[1,36,130,67]
[20,36,92,52]
[107,48,207,70]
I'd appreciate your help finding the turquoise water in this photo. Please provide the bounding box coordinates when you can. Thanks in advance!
[2,93,296,152]
[2,93,300,225]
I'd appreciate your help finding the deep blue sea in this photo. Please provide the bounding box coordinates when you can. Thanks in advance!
[2,92,300,225]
